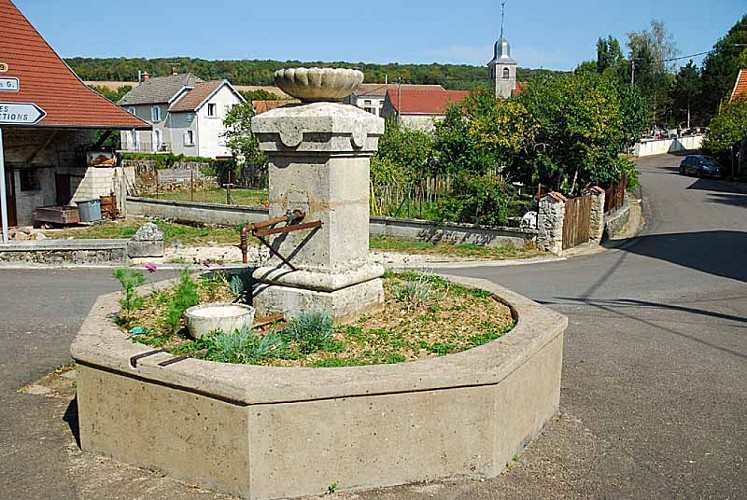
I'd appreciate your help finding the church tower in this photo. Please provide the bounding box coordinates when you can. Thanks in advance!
[488,2,517,98]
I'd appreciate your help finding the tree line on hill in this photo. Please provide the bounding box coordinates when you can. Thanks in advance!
[68,57,564,91]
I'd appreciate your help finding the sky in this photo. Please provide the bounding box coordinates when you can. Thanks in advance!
[12,0,746,72]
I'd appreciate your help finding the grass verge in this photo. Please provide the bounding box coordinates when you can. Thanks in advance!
[370,236,544,260]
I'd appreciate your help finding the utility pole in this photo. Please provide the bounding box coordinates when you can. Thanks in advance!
[397,78,401,126]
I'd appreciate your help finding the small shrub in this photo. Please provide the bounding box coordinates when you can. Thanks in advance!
[392,273,445,311]
[206,329,289,364]
[282,311,335,354]
[163,269,200,334]
[438,174,512,226]
[228,274,246,302]
[112,268,146,328]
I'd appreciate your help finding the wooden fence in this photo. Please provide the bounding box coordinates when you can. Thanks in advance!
[604,176,627,215]
[562,193,592,250]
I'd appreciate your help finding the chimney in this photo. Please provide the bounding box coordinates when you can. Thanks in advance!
[142,71,150,81]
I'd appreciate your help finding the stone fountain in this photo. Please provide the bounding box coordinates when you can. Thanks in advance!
[250,68,385,320]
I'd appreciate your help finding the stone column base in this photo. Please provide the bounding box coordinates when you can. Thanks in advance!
[253,278,384,321]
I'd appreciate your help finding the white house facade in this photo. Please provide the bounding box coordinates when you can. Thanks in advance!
[119,74,244,158]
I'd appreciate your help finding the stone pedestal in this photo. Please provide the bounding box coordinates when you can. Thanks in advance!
[251,103,385,319]
[586,186,606,243]
[537,192,566,255]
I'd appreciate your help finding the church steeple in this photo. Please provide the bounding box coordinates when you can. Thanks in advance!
[488,1,517,98]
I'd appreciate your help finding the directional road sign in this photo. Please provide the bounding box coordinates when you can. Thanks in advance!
[0,102,45,125]
[0,77,19,92]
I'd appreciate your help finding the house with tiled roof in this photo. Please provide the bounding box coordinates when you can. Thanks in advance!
[380,88,470,132]
[344,83,445,117]
[118,74,244,158]
[0,0,150,228]
[730,68,747,103]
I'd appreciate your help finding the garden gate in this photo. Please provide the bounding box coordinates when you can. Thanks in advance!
[562,193,592,250]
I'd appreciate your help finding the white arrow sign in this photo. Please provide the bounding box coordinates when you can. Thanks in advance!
[0,77,19,92]
[0,102,45,125]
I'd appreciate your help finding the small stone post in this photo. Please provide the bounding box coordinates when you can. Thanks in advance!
[586,186,606,244]
[251,82,385,320]
[537,192,566,255]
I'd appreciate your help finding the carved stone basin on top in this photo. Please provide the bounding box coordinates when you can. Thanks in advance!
[274,67,364,102]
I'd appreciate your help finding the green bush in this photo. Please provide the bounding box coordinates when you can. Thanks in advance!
[282,311,335,354]
[703,100,747,168]
[163,269,200,335]
[112,268,146,328]
[437,174,512,226]
[121,152,215,169]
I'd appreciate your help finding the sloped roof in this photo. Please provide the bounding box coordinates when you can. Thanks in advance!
[253,99,301,114]
[385,88,470,115]
[355,83,444,98]
[119,73,202,106]
[512,81,527,97]
[730,69,747,103]
[169,81,224,112]
[0,0,149,129]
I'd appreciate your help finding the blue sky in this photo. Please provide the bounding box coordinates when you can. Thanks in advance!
[13,0,746,71]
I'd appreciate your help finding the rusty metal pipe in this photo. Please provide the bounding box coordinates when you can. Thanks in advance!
[239,209,306,264]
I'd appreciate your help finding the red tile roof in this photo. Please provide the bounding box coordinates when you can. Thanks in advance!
[355,83,444,98]
[730,69,747,103]
[512,81,527,96]
[385,88,470,115]
[169,81,223,112]
[0,0,149,129]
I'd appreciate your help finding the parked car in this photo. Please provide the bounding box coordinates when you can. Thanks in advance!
[678,155,724,178]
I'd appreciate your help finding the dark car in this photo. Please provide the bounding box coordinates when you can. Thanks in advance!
[678,155,724,178]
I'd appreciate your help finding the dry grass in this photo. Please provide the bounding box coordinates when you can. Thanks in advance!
[121,271,514,367]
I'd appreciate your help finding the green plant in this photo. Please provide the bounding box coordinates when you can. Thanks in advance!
[437,174,513,226]
[206,329,289,364]
[327,482,339,494]
[392,273,446,311]
[282,311,335,354]
[163,269,200,335]
[112,268,146,328]
[228,274,246,302]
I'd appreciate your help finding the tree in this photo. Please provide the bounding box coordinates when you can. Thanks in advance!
[670,61,701,128]
[698,14,747,122]
[516,73,640,193]
[222,102,267,181]
[89,84,132,103]
[627,20,678,124]
[597,36,624,74]
[433,89,535,179]
[702,100,747,169]
[370,120,433,186]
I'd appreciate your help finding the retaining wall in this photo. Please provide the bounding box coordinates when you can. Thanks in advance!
[633,135,703,157]
[127,198,536,247]
[0,239,130,266]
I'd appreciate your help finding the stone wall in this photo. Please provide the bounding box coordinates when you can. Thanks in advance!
[127,198,537,247]
[536,193,566,255]
[587,187,605,243]
[633,135,703,157]
[604,192,631,238]
[0,239,129,266]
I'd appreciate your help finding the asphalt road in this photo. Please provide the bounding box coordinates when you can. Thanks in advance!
[0,153,745,499]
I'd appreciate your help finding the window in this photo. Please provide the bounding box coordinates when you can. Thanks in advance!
[184,130,195,147]
[151,106,161,122]
[127,108,136,116]
[207,103,217,117]
[502,67,510,80]
[363,100,372,105]
[19,169,41,192]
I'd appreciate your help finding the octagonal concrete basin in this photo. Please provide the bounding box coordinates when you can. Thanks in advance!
[70,274,566,500]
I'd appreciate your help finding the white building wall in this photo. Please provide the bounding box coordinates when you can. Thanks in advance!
[195,85,241,158]
[167,112,198,157]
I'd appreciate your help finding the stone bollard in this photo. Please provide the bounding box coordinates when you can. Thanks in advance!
[251,96,386,320]
[537,192,566,255]
[586,186,606,244]
[127,222,164,258]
